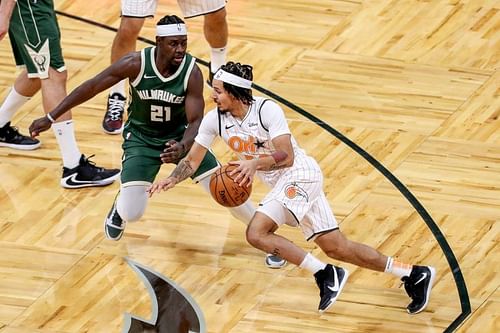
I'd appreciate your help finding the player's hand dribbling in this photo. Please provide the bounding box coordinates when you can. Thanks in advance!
[29,116,53,138]
[147,176,178,197]
[160,140,186,163]
[229,160,256,187]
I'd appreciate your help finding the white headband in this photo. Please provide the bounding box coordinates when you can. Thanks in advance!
[156,23,187,37]
[214,69,252,89]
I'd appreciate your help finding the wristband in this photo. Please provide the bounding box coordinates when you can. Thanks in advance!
[46,113,56,123]
[271,150,287,163]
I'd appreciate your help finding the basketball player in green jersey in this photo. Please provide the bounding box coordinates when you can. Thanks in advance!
[29,15,286,269]
[0,0,119,188]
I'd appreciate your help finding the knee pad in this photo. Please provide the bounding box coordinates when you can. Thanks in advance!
[116,183,149,222]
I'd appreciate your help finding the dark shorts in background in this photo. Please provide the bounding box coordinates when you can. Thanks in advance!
[8,0,65,79]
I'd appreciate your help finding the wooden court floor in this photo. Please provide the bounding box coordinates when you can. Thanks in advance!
[0,0,499,332]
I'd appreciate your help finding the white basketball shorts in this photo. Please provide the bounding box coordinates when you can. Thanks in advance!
[121,0,226,18]
[256,157,339,241]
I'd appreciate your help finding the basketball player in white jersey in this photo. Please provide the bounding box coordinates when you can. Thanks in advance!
[149,62,436,314]
[149,61,436,314]
[103,0,229,135]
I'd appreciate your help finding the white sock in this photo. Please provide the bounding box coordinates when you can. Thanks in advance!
[384,257,413,278]
[52,120,82,168]
[0,87,31,127]
[210,46,227,73]
[109,80,126,97]
[299,253,327,274]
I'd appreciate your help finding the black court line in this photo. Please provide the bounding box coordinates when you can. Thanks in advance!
[254,84,471,333]
[55,10,471,332]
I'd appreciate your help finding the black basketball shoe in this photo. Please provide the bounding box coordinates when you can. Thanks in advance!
[0,122,40,150]
[401,265,436,314]
[60,154,120,189]
[102,93,126,134]
[314,264,349,313]
[104,201,126,241]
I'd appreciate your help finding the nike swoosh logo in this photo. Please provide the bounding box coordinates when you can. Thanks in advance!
[327,268,340,292]
[414,272,428,285]
[143,75,156,79]
[64,173,96,186]
[225,124,235,129]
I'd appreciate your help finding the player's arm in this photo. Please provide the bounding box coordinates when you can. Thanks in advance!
[161,64,204,163]
[149,142,208,196]
[251,100,295,172]
[258,134,294,171]
[0,0,16,40]
[181,65,204,151]
[29,52,141,137]
[231,100,294,186]
[231,134,294,186]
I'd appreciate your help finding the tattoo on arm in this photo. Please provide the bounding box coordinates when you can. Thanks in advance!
[170,159,195,182]
[269,163,288,170]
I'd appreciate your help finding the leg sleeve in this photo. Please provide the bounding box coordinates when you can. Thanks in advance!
[116,183,149,222]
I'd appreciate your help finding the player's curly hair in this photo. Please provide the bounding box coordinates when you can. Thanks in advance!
[157,15,185,26]
[220,62,254,105]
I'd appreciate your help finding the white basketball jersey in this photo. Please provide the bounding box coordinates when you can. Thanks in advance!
[196,97,310,186]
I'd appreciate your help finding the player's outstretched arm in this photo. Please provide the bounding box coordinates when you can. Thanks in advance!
[29,52,141,137]
[149,142,208,196]
[160,65,204,163]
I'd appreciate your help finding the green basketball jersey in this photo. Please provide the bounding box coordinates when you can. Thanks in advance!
[126,47,196,139]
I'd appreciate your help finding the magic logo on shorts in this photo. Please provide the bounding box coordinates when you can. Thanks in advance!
[284,183,309,201]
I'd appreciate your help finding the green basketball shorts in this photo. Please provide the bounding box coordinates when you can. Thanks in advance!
[121,125,220,185]
[8,0,65,78]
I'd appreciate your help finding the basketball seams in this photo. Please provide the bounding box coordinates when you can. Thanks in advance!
[209,165,252,207]
[220,173,238,207]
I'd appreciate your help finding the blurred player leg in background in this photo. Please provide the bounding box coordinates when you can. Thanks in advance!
[0,0,120,188]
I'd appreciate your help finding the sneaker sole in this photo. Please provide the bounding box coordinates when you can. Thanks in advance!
[60,172,120,189]
[0,142,41,150]
[319,268,350,313]
[102,126,124,135]
[265,256,287,269]
[104,219,125,241]
[407,266,436,315]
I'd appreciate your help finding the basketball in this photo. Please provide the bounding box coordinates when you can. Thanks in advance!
[209,164,252,207]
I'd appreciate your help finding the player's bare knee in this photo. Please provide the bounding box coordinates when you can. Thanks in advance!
[316,229,350,260]
[245,224,267,249]
[116,25,141,42]
[245,226,259,247]
[324,246,350,262]
[206,8,227,23]
[48,68,67,84]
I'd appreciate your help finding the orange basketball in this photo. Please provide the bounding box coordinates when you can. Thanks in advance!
[209,164,252,207]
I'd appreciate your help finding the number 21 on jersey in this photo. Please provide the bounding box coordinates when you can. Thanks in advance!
[151,105,171,122]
